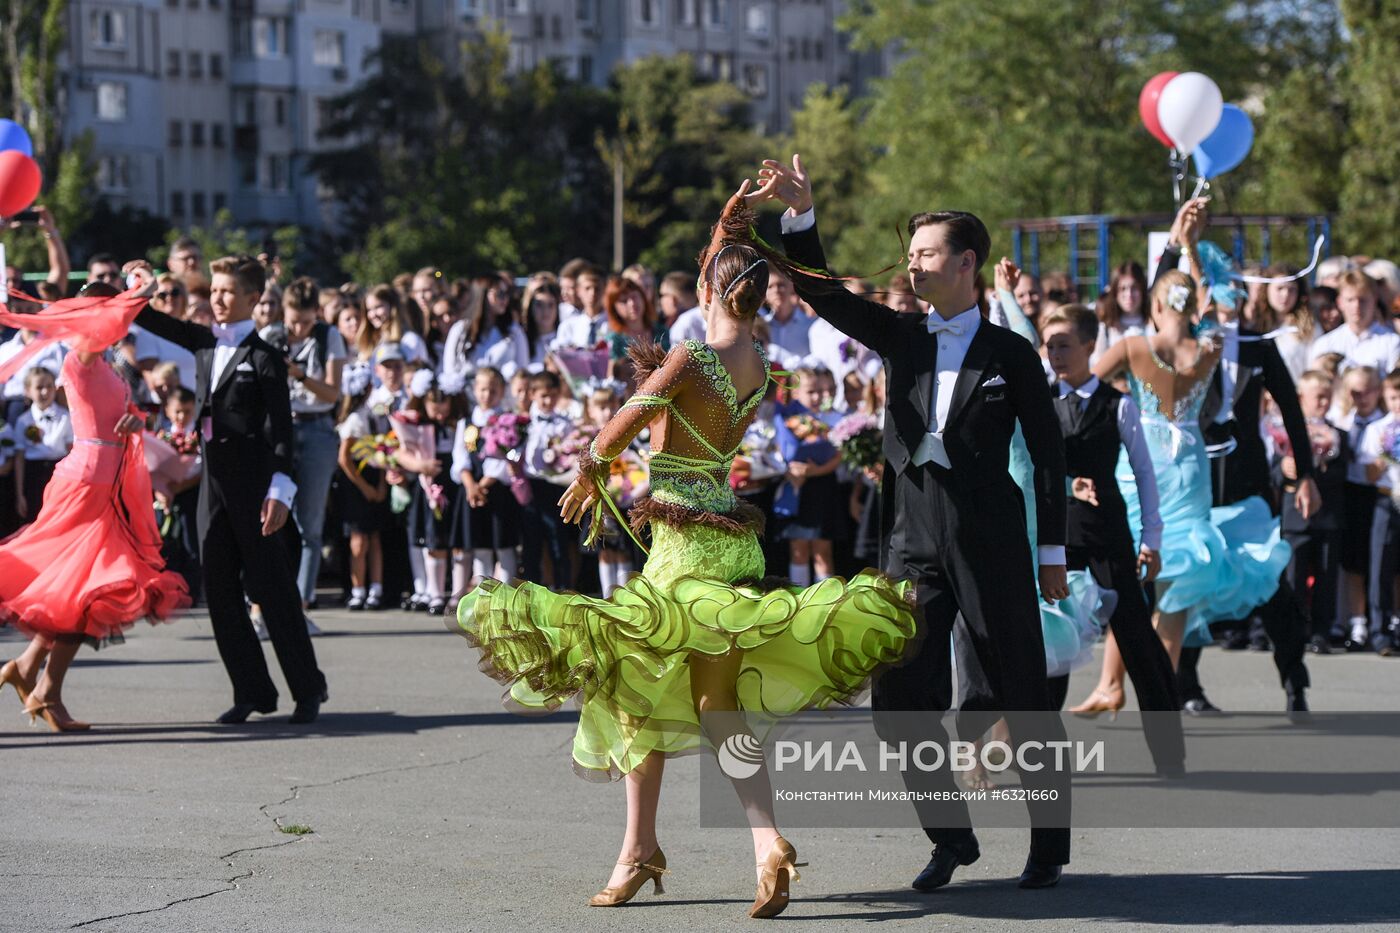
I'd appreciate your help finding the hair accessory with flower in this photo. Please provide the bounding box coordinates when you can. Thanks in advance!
[409,368,436,399]
[342,363,372,399]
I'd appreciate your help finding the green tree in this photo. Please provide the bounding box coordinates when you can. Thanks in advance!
[784,84,874,272]
[1339,0,1400,251]
[833,0,1335,273]
[146,209,301,281]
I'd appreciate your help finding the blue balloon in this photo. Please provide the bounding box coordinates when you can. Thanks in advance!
[1192,104,1253,179]
[0,119,32,157]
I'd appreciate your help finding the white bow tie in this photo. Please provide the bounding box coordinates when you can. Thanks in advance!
[927,316,967,337]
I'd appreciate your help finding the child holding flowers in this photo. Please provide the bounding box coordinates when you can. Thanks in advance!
[452,367,522,584]
[402,371,463,615]
[773,366,843,584]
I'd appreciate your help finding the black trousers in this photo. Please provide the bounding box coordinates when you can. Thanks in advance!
[1067,544,1185,770]
[874,463,1071,866]
[1285,530,1339,640]
[1182,455,1309,697]
[201,501,326,707]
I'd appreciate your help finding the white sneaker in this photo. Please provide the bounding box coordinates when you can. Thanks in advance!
[305,615,322,637]
[1350,617,1369,646]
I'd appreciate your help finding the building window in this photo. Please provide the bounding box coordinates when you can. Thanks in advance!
[96,82,127,121]
[532,14,545,37]
[814,39,823,61]
[576,0,592,21]
[705,0,728,28]
[90,10,126,50]
[171,191,185,216]
[551,14,562,39]
[275,95,287,126]
[741,63,768,96]
[266,155,289,192]
[209,0,222,8]
[188,51,204,79]
[677,0,698,26]
[167,50,181,77]
[459,0,480,17]
[702,52,730,80]
[97,155,130,193]
[213,192,227,213]
[169,120,183,146]
[253,16,290,59]
[786,37,796,60]
[313,30,345,68]
[800,38,810,60]
[237,152,257,188]
[191,121,205,147]
[192,192,207,219]
[210,54,224,79]
[744,4,768,36]
[507,0,529,12]
[211,123,226,147]
[579,55,593,83]
[636,0,658,26]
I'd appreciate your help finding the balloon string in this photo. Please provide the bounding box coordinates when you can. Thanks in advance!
[1190,175,1210,200]
[1234,237,1327,284]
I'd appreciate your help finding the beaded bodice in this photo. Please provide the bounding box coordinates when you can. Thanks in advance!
[591,339,771,515]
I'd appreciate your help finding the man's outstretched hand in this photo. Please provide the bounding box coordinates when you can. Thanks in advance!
[751,154,814,215]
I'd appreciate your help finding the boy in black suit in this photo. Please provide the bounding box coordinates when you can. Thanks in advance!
[129,256,327,724]
[1041,304,1185,774]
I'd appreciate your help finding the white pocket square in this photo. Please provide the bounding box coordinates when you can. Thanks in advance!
[981,375,1006,387]
[235,361,255,373]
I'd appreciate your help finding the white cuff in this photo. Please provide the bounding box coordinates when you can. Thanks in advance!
[1037,545,1066,566]
[780,207,816,235]
[267,471,297,507]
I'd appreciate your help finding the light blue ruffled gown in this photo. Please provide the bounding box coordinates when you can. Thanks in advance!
[997,291,1113,677]
[1112,324,1290,645]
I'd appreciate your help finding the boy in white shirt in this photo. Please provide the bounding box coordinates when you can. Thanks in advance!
[14,367,73,523]
[1309,270,1400,375]
[1358,369,1400,655]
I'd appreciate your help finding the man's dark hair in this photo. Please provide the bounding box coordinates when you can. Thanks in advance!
[172,237,201,254]
[907,211,991,274]
[168,386,197,405]
[87,252,117,269]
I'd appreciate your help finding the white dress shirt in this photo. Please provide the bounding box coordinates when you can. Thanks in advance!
[1057,377,1164,551]
[210,318,297,506]
[553,309,610,349]
[16,402,73,461]
[1309,321,1400,376]
[0,332,65,400]
[1340,407,1385,486]
[669,306,708,346]
[1359,412,1400,490]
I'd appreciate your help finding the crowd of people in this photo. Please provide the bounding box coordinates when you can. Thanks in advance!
[2,201,1398,669]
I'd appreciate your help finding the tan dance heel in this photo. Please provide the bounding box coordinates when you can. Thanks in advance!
[750,836,804,919]
[24,698,91,732]
[588,847,668,906]
[1,660,37,707]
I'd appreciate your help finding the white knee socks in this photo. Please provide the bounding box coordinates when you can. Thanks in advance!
[789,563,812,586]
[424,551,449,600]
[408,546,427,600]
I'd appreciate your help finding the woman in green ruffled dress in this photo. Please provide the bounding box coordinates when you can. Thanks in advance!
[451,187,917,918]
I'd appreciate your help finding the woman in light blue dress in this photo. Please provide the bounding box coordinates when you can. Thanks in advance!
[1069,267,1289,704]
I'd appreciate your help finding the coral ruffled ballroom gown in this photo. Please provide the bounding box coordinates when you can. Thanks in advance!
[0,291,189,645]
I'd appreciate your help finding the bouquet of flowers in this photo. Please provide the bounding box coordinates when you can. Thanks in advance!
[481,412,531,461]
[143,429,203,500]
[553,343,610,394]
[729,419,785,491]
[349,431,400,471]
[540,425,594,478]
[159,428,201,456]
[390,410,448,519]
[785,413,829,443]
[606,448,649,508]
[830,413,883,471]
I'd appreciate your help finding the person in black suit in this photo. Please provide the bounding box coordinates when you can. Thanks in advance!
[752,155,1071,891]
[1153,221,1319,718]
[127,256,328,724]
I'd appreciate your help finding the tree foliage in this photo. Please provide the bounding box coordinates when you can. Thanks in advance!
[1338,0,1400,251]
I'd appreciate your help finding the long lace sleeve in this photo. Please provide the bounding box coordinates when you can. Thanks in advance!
[580,345,692,481]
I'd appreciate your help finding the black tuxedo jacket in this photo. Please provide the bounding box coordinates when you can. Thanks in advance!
[781,219,1066,551]
[135,307,294,519]
[1199,326,1313,503]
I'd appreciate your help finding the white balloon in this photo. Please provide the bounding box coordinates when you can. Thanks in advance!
[1156,72,1223,153]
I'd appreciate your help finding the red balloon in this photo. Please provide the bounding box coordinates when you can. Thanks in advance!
[0,150,42,217]
[1139,71,1179,149]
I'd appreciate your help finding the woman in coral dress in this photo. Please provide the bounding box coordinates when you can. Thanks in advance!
[0,285,190,731]
[450,189,916,918]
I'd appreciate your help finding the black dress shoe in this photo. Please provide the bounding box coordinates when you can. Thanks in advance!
[288,690,329,725]
[1182,696,1223,716]
[216,702,275,724]
[1286,686,1310,723]
[1307,635,1332,655]
[1018,858,1063,889]
[912,836,980,891]
[1155,763,1188,779]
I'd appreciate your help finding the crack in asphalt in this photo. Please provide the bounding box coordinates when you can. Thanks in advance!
[68,751,490,929]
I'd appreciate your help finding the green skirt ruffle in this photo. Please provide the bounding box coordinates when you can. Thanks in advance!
[451,521,917,780]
